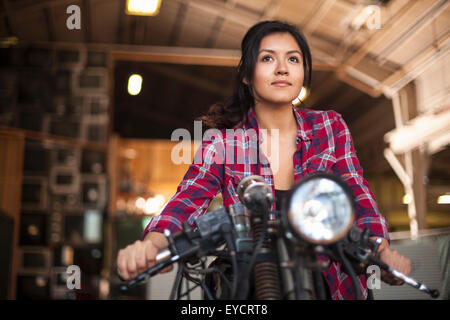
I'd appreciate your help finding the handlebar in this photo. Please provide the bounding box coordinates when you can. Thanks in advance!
[118,210,441,299]
[337,227,440,299]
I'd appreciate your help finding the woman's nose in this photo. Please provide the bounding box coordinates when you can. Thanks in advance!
[275,61,288,75]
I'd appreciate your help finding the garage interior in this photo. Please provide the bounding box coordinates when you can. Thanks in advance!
[0,0,449,300]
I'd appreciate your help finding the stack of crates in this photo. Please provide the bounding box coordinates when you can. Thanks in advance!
[11,45,109,300]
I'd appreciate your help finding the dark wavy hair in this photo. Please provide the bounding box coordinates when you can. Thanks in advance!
[198,20,312,129]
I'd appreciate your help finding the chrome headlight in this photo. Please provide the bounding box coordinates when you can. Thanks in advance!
[285,173,354,245]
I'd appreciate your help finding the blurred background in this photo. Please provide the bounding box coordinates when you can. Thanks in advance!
[0,0,448,300]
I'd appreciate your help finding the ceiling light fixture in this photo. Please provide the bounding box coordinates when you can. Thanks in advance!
[437,195,450,205]
[127,74,143,96]
[126,0,162,16]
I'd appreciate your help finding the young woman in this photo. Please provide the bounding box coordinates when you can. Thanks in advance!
[117,20,411,300]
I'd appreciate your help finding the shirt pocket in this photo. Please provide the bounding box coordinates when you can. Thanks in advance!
[304,151,337,174]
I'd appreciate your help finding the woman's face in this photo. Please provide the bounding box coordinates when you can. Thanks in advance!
[249,32,304,107]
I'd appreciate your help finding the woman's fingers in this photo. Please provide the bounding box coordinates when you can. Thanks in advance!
[126,244,138,279]
[380,270,403,285]
[135,240,148,274]
[117,249,129,280]
[117,238,171,281]
[379,248,412,286]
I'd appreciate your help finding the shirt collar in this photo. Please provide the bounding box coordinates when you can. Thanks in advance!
[243,106,312,142]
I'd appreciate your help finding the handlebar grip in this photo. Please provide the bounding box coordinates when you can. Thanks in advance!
[119,260,171,293]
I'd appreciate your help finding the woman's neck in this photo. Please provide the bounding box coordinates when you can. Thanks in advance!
[254,103,297,135]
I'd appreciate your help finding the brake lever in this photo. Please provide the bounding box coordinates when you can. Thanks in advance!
[367,254,440,299]
[341,228,440,299]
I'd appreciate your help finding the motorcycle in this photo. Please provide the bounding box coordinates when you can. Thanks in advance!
[118,172,439,300]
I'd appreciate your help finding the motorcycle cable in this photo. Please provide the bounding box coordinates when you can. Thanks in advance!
[181,263,215,300]
[177,242,235,300]
[221,225,239,300]
[176,259,207,300]
[336,241,363,300]
[185,264,233,298]
[169,264,183,300]
[177,269,203,300]
[178,253,237,300]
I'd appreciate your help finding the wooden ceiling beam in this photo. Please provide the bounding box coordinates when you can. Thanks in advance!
[116,0,125,44]
[82,0,91,43]
[341,0,437,69]
[19,39,336,70]
[303,0,338,36]
[5,0,72,11]
[1,0,18,36]
[332,1,445,98]
[168,1,188,46]
[379,33,450,97]
[43,5,55,41]
[136,16,147,45]
[336,68,381,97]
[204,16,224,48]
[177,0,259,28]
[260,0,283,20]
[375,0,449,65]
[111,46,241,67]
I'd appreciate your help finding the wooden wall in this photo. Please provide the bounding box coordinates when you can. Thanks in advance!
[0,127,25,299]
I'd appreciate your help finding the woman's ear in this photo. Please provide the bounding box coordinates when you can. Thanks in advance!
[242,77,248,85]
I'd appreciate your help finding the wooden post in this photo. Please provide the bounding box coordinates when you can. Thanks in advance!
[411,146,429,230]
[385,82,431,238]
[0,128,25,299]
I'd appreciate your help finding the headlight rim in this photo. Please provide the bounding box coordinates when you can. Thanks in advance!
[284,172,355,245]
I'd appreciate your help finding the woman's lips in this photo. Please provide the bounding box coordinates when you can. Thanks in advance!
[271,80,291,86]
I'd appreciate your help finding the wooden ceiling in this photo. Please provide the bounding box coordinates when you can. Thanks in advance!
[1,0,449,178]
[2,0,448,88]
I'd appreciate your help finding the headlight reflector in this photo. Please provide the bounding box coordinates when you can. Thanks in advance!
[287,173,354,244]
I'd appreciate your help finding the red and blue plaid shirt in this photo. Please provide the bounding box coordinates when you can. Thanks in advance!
[143,106,390,300]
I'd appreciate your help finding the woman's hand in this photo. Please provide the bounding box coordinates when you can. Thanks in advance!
[371,237,412,285]
[117,232,173,281]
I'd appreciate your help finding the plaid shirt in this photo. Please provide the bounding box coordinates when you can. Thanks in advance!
[143,106,390,300]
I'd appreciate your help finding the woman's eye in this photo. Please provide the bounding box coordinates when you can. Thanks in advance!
[289,56,300,63]
[262,55,273,62]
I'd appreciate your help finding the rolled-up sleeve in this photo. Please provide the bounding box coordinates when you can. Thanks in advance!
[142,136,224,239]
